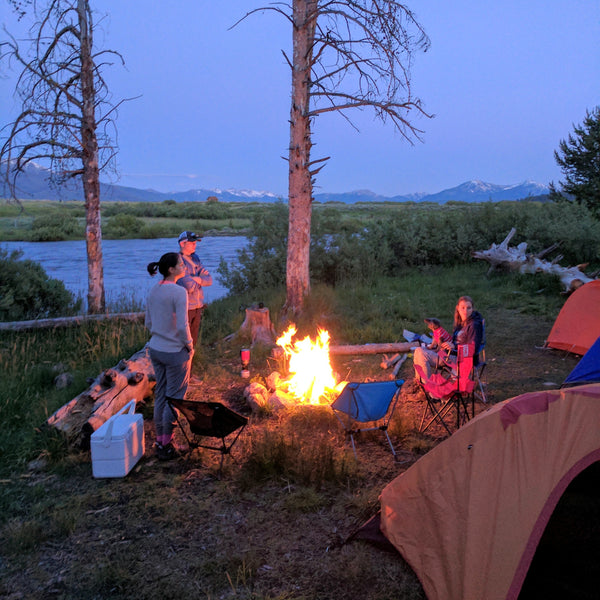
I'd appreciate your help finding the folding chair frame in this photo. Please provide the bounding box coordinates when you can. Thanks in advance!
[474,359,487,404]
[168,398,248,473]
[419,387,474,435]
[474,319,488,404]
[332,380,404,460]
[417,343,476,436]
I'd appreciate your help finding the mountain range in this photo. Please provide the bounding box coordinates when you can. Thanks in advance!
[1,162,550,204]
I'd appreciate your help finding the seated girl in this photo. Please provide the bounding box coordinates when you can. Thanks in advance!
[414,296,484,381]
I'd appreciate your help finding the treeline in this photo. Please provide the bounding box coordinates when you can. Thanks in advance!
[218,201,600,294]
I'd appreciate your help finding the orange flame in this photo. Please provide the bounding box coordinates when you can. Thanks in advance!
[276,325,343,405]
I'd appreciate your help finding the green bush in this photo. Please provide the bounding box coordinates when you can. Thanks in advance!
[28,213,80,241]
[104,213,145,238]
[217,202,289,294]
[218,201,600,294]
[0,248,81,320]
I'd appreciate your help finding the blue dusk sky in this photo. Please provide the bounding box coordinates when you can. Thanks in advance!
[1,0,599,197]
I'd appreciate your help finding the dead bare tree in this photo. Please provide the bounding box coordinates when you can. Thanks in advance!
[236,1,430,315]
[1,0,125,313]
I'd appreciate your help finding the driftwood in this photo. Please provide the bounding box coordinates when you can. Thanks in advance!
[271,341,417,360]
[472,228,596,293]
[380,352,411,379]
[0,312,145,332]
[47,346,155,448]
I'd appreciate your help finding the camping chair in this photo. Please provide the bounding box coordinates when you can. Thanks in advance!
[168,398,248,472]
[331,379,404,459]
[473,319,488,403]
[416,342,476,436]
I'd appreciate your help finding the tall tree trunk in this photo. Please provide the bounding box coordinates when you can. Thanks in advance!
[285,0,316,316]
[78,0,105,314]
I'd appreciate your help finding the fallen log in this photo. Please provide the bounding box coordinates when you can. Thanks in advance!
[391,354,408,378]
[270,341,418,361]
[329,342,417,355]
[472,228,596,293]
[380,353,404,369]
[0,312,145,332]
[47,346,155,449]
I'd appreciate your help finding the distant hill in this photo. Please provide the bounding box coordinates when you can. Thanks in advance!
[419,179,550,203]
[1,162,550,204]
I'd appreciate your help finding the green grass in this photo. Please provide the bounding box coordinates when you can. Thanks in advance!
[0,319,149,470]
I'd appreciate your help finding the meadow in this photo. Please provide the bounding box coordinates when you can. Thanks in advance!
[0,198,598,598]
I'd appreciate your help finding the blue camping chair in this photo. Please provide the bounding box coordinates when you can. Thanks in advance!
[331,380,404,459]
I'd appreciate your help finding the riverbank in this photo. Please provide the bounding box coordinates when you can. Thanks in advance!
[0,197,480,242]
[1,236,248,310]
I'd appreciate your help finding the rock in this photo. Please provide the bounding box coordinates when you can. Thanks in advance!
[266,371,283,392]
[244,381,270,412]
[266,392,287,411]
[54,372,74,389]
[28,456,48,471]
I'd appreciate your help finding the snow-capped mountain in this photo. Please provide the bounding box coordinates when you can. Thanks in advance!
[420,179,550,204]
[0,162,550,204]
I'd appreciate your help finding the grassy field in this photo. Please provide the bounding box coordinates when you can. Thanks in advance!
[0,263,583,599]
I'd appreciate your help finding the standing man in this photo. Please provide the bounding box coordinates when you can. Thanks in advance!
[177,231,212,348]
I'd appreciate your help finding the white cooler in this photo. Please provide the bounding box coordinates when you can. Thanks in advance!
[91,400,145,478]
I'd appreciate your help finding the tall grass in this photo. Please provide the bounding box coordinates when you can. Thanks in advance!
[0,319,148,471]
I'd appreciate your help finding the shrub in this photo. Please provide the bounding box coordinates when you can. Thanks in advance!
[28,213,80,241]
[217,202,289,294]
[218,200,600,295]
[104,213,145,238]
[0,248,81,320]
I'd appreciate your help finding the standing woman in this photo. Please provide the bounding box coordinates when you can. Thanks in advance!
[177,231,212,348]
[145,252,193,460]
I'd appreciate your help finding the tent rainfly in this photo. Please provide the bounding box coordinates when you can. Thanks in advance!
[563,336,600,387]
[546,280,600,355]
[380,383,600,600]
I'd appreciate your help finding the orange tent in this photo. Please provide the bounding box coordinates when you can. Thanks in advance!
[546,280,600,355]
[380,383,600,600]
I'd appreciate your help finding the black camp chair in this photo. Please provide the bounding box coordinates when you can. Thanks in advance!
[168,398,248,472]
[331,380,404,459]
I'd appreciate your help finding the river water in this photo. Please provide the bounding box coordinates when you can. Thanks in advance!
[1,237,248,310]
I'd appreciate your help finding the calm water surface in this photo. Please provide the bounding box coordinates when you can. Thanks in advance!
[1,237,248,309]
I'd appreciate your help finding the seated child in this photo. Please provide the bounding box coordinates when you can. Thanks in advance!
[423,317,451,351]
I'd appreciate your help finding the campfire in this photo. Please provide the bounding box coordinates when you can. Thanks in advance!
[276,325,346,405]
[244,324,346,411]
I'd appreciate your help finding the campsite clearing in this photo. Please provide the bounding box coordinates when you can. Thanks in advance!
[0,304,590,599]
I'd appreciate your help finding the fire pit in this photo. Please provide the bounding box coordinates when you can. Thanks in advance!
[243,325,346,412]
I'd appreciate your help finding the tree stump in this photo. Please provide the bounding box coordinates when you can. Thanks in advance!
[237,305,277,346]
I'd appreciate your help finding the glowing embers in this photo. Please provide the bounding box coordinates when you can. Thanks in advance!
[275,325,345,405]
